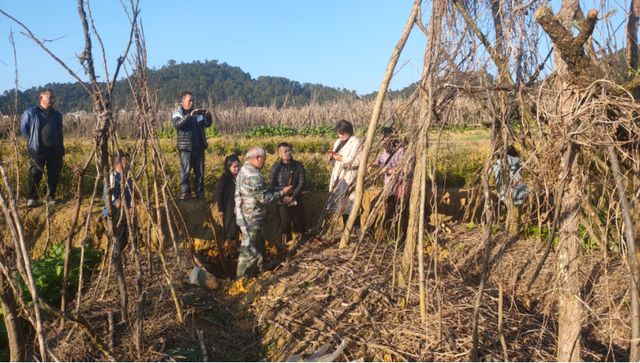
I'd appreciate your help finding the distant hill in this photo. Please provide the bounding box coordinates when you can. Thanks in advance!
[360,70,496,101]
[361,82,419,101]
[0,59,357,114]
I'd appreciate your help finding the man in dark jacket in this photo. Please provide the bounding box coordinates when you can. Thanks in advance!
[172,91,213,199]
[20,89,65,207]
[269,142,306,244]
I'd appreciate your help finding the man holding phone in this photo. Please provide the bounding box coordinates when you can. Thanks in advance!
[172,91,213,199]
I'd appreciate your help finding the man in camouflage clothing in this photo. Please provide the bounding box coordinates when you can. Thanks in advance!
[235,146,293,278]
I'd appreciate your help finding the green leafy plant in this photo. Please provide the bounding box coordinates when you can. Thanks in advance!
[454,242,464,253]
[579,224,598,251]
[295,281,313,289]
[16,242,102,307]
[298,125,337,138]
[209,307,233,325]
[522,224,559,247]
[246,125,297,137]
[205,125,221,139]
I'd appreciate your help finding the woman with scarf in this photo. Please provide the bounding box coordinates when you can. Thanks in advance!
[216,155,241,240]
[327,120,362,234]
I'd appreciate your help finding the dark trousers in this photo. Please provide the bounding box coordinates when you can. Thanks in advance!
[28,153,63,200]
[342,214,361,229]
[112,210,129,257]
[111,209,129,319]
[179,148,205,196]
[277,203,305,236]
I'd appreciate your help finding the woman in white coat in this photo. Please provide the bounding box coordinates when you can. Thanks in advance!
[327,120,362,231]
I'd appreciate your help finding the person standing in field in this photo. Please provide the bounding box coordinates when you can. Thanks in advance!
[269,142,306,245]
[367,127,409,242]
[235,146,293,279]
[20,89,65,207]
[102,151,133,319]
[216,155,241,241]
[172,91,213,199]
[327,120,362,235]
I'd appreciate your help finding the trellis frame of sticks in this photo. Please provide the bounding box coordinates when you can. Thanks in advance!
[320,0,640,361]
[0,1,205,361]
[3,0,640,361]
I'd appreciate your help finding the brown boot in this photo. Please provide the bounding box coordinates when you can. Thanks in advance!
[281,234,288,249]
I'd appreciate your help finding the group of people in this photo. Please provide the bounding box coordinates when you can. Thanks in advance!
[19,89,407,280]
[215,143,305,278]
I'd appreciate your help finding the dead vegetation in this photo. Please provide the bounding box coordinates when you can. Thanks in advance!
[4,0,640,361]
[29,224,633,362]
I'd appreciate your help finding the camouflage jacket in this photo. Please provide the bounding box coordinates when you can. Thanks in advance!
[235,161,284,226]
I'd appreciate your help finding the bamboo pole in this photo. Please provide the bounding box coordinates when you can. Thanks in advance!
[608,145,640,360]
[61,145,98,313]
[75,152,102,313]
[0,157,47,360]
[339,0,421,247]
[471,104,499,361]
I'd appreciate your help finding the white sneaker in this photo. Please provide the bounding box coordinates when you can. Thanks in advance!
[27,199,40,207]
[48,198,56,205]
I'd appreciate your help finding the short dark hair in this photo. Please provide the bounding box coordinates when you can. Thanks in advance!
[113,150,130,166]
[506,145,520,158]
[277,142,292,151]
[181,91,193,100]
[381,127,394,137]
[335,120,354,136]
[40,88,54,96]
[223,155,241,175]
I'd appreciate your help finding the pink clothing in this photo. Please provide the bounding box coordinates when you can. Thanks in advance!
[377,148,404,193]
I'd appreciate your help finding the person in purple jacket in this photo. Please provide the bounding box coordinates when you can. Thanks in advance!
[367,127,409,243]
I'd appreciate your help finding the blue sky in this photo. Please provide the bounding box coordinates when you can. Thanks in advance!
[0,1,428,96]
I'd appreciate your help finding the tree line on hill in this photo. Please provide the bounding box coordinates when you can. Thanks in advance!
[0,59,360,115]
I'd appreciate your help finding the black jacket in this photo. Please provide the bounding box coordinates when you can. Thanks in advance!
[270,159,305,205]
[215,172,239,239]
[172,106,213,151]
